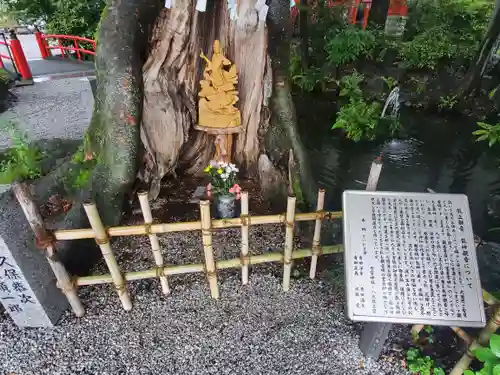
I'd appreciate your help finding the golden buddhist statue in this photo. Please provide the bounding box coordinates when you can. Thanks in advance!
[196,40,242,135]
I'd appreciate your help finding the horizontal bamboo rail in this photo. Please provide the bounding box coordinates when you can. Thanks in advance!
[53,211,343,241]
[13,185,345,309]
[76,245,344,286]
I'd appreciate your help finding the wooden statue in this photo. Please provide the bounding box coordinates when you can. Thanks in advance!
[196,40,241,163]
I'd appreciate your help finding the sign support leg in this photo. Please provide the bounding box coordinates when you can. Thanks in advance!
[359,322,392,359]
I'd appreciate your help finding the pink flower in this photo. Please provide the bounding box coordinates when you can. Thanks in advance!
[229,184,241,195]
[236,193,241,200]
[207,183,212,191]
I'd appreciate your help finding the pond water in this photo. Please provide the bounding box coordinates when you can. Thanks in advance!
[296,92,500,290]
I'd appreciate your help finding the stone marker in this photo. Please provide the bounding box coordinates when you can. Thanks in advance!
[0,189,68,327]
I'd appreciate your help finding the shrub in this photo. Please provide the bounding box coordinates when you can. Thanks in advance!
[473,121,500,147]
[66,134,96,189]
[400,0,492,69]
[399,26,457,69]
[339,71,364,98]
[464,334,500,375]
[0,122,41,184]
[45,0,105,39]
[406,347,445,375]
[332,98,381,141]
[325,26,377,66]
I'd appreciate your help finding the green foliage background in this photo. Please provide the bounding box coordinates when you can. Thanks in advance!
[6,0,105,39]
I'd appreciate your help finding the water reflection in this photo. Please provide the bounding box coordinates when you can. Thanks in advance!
[296,99,500,238]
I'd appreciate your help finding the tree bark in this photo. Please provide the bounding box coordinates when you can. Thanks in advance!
[141,0,317,206]
[462,0,500,96]
[84,0,161,226]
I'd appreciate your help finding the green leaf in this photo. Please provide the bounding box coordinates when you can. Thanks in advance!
[434,367,445,375]
[464,370,476,375]
[472,130,488,135]
[474,348,498,363]
[494,364,500,375]
[491,335,500,357]
[476,134,489,142]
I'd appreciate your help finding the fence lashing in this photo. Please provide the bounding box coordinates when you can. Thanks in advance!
[13,183,85,317]
[83,202,132,311]
[138,191,170,295]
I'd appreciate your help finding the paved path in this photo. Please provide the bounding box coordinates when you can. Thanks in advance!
[0,34,94,78]
[0,76,94,149]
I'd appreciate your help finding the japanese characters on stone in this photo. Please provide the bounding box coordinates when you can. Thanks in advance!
[343,191,485,327]
[0,253,37,316]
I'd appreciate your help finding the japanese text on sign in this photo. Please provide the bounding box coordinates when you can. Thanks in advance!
[0,253,37,316]
[343,191,485,327]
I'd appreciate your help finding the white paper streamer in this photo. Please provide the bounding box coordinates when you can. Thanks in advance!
[196,0,207,12]
[258,5,269,24]
[165,0,172,8]
[228,0,239,20]
[255,0,265,9]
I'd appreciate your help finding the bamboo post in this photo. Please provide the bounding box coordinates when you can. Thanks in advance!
[411,324,424,343]
[359,157,387,359]
[137,191,170,295]
[283,195,297,291]
[240,192,250,285]
[310,189,325,279]
[366,156,383,191]
[13,183,85,317]
[83,202,132,311]
[451,327,473,346]
[200,200,219,298]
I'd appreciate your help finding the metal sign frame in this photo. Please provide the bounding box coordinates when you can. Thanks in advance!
[343,190,486,327]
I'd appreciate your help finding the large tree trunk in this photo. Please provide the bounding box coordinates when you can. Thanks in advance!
[85,0,161,225]
[462,0,500,96]
[141,0,316,206]
[32,0,316,274]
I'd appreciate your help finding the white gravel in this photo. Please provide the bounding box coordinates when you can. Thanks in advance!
[0,224,410,375]
[0,77,409,375]
[0,77,93,149]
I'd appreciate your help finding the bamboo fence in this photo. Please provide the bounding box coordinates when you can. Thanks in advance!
[13,182,344,318]
[12,158,499,374]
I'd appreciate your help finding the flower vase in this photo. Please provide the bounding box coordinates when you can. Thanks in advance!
[216,194,236,219]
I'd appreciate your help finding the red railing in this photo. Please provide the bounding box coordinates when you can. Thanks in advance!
[35,32,96,60]
[0,38,14,69]
[0,31,32,81]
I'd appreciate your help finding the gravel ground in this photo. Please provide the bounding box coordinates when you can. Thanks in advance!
[0,77,93,149]
[0,221,410,375]
[0,77,409,375]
